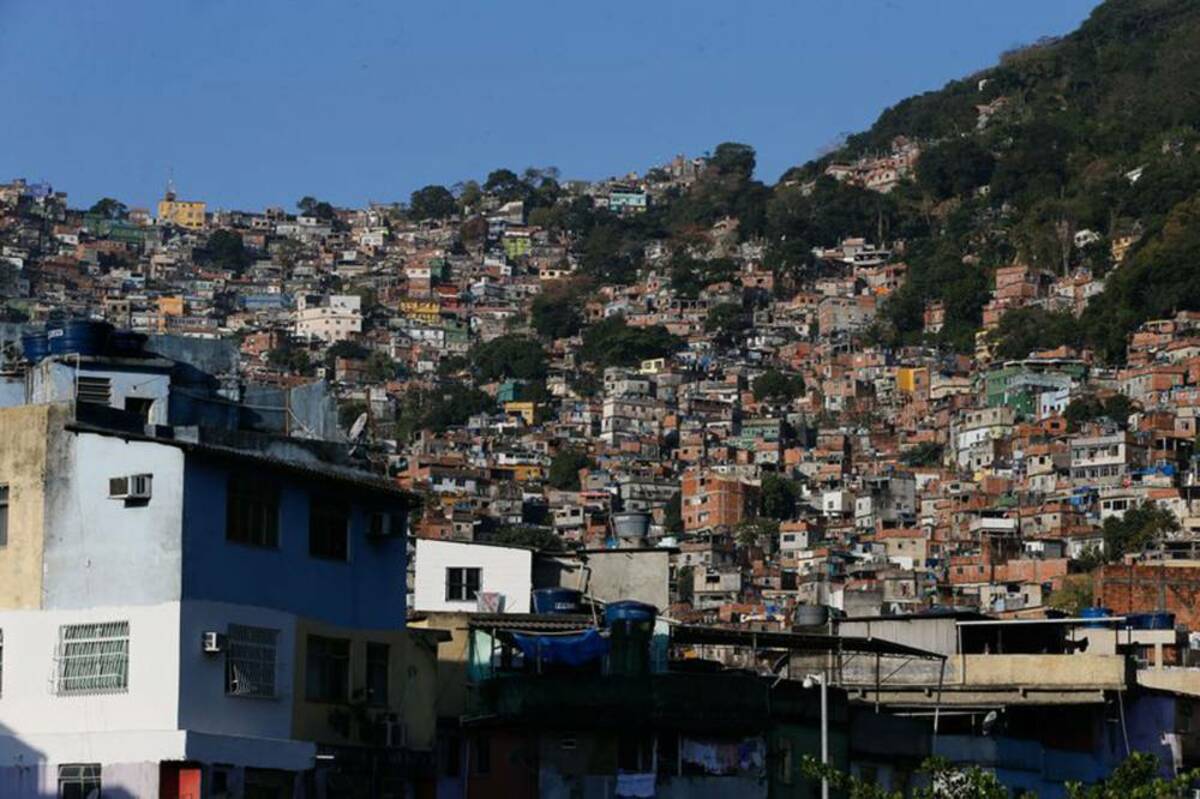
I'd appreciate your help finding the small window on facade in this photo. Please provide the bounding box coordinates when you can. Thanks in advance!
[445,567,481,602]
[56,621,129,695]
[309,499,349,561]
[305,635,350,703]
[366,642,389,707]
[0,484,8,548]
[226,624,279,699]
[58,763,101,799]
[226,475,279,548]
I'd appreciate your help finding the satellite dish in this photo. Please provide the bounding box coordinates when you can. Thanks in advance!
[349,412,369,442]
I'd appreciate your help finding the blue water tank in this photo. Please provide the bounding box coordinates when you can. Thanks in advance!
[1081,606,1113,628]
[20,332,49,362]
[49,320,112,357]
[532,588,583,615]
[605,601,657,627]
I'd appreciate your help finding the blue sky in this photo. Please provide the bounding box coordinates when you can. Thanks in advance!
[0,0,1101,211]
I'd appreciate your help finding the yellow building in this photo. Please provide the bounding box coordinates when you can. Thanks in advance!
[503,401,538,426]
[397,299,441,324]
[157,190,207,229]
[896,366,929,395]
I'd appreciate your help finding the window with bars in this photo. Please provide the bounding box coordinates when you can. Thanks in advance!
[57,763,101,799]
[56,621,129,695]
[226,474,279,549]
[225,624,279,699]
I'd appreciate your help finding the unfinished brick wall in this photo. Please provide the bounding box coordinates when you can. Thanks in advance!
[1094,564,1200,630]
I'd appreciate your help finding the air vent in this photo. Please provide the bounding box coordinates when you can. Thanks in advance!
[76,376,112,406]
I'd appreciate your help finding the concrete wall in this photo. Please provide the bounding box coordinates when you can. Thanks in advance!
[181,455,408,629]
[176,600,298,741]
[291,616,438,751]
[30,360,171,425]
[413,539,532,614]
[955,654,1124,688]
[0,404,67,609]
[0,602,181,743]
[584,550,670,609]
[42,430,186,609]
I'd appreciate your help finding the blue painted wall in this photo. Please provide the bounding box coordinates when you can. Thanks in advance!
[180,456,407,630]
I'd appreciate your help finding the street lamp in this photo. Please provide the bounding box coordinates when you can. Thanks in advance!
[803,673,829,799]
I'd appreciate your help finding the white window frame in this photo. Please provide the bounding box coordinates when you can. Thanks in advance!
[225,624,279,699]
[55,621,130,695]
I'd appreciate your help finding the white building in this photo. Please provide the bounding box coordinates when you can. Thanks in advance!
[294,294,363,343]
[412,539,533,614]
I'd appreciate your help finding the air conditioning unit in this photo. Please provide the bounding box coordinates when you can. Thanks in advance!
[202,631,227,654]
[109,473,152,500]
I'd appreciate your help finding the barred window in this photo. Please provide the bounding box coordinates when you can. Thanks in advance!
[225,624,279,699]
[56,621,129,695]
[57,763,101,799]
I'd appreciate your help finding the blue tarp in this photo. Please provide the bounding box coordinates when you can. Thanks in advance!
[512,628,610,666]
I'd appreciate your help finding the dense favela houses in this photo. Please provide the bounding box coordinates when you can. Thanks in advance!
[6,2,1200,795]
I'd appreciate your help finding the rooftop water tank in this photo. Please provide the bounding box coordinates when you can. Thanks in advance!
[794,604,829,628]
[532,588,583,615]
[49,320,113,357]
[1081,606,1113,628]
[611,511,651,541]
[20,332,49,363]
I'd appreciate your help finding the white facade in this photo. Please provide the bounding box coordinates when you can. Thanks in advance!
[0,600,313,798]
[294,294,363,343]
[412,539,532,614]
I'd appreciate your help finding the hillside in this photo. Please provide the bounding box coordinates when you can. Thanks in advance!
[782,0,1200,361]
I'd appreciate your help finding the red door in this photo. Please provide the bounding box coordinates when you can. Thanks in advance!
[160,763,202,799]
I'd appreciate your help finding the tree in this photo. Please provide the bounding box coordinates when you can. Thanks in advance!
[267,342,313,375]
[663,492,684,534]
[1048,574,1094,615]
[902,442,945,467]
[705,302,751,344]
[469,335,548,382]
[88,197,128,220]
[325,340,370,363]
[203,230,252,274]
[1064,393,1137,431]
[548,448,591,490]
[759,474,799,521]
[493,525,565,552]
[1067,752,1200,798]
[735,518,778,549]
[531,286,584,340]
[484,168,527,202]
[1102,502,1179,561]
[676,564,694,604]
[916,138,995,200]
[296,196,336,220]
[580,316,682,368]
[758,472,798,519]
[752,369,804,402]
[409,185,457,220]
